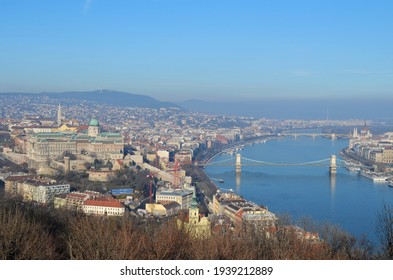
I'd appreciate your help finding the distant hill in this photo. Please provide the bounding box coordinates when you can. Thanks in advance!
[0,90,180,109]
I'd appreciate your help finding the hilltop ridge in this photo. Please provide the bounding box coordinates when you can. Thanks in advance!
[0,90,180,109]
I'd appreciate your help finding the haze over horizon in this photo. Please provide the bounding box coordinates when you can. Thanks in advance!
[1,0,393,102]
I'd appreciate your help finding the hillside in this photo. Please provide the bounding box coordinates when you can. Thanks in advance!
[0,90,180,109]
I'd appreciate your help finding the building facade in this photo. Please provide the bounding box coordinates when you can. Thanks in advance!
[25,118,124,168]
[82,197,125,216]
[19,178,70,204]
[155,188,194,209]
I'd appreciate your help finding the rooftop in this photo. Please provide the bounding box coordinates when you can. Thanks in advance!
[84,198,123,208]
[89,118,99,127]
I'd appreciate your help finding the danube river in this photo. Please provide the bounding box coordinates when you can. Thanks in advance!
[205,135,393,244]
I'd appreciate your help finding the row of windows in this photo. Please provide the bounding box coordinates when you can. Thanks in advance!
[83,207,125,215]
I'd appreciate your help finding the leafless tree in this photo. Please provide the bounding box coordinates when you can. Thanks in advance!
[0,198,58,259]
[376,203,393,259]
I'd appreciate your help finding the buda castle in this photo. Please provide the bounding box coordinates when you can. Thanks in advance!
[24,105,124,169]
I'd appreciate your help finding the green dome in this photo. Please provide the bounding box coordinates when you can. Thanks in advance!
[88,118,99,126]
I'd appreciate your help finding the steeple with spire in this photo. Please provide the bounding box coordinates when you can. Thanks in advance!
[57,103,62,126]
[188,191,199,225]
[360,121,372,138]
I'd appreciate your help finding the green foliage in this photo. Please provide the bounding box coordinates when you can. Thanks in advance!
[109,168,150,193]
[106,161,113,170]
[62,151,77,160]
[93,159,103,170]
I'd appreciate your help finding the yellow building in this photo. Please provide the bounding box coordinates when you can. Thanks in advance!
[146,201,181,216]
[52,124,78,132]
[177,196,211,238]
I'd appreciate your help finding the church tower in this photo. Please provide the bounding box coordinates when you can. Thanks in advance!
[88,118,100,137]
[188,194,199,225]
[57,103,62,126]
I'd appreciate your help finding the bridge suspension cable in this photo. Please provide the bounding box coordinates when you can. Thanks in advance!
[205,157,235,165]
[241,156,331,166]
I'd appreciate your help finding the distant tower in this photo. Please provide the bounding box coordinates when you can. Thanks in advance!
[88,118,100,137]
[57,103,62,126]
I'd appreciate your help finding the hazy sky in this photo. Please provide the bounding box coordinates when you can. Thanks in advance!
[1,0,392,101]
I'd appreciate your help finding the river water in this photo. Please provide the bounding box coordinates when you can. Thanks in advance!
[205,135,393,244]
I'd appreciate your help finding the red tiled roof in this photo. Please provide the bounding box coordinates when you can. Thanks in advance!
[215,135,228,141]
[84,199,123,208]
[77,125,89,132]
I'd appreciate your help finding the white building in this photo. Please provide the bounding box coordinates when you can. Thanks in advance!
[21,179,70,204]
[82,197,125,216]
[155,188,194,209]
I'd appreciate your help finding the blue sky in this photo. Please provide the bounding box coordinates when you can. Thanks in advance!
[1,0,392,101]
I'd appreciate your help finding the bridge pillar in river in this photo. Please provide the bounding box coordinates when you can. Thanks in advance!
[235,153,242,173]
[329,155,337,175]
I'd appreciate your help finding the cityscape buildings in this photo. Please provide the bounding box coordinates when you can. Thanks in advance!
[1,93,393,260]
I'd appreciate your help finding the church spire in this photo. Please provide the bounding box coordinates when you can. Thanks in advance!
[188,190,199,224]
[57,103,62,126]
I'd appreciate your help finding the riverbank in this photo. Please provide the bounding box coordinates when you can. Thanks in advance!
[339,148,371,168]
[340,148,393,182]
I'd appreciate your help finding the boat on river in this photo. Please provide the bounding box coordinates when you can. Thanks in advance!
[360,170,389,182]
[344,162,361,173]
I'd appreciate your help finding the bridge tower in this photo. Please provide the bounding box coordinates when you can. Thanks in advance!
[235,153,242,173]
[329,155,337,174]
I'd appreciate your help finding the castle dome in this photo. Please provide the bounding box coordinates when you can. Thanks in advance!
[89,118,99,126]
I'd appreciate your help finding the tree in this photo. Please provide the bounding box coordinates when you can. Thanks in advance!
[376,203,393,259]
[106,161,113,170]
[19,162,29,173]
[62,151,77,160]
[83,161,92,170]
[93,159,103,170]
